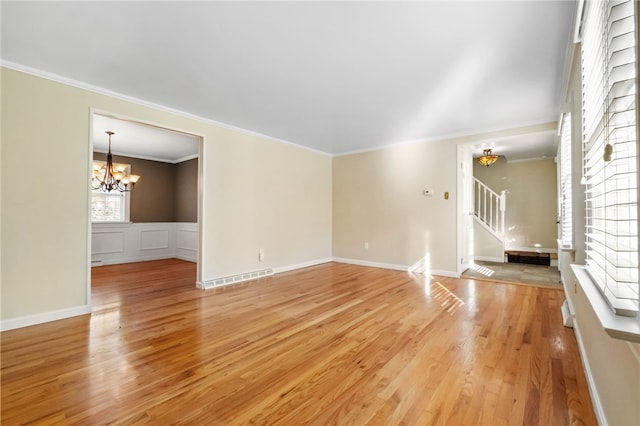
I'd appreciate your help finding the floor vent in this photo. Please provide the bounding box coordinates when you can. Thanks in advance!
[202,268,273,289]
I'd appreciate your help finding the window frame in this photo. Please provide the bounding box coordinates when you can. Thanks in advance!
[559,112,573,248]
[581,0,639,317]
[91,160,132,223]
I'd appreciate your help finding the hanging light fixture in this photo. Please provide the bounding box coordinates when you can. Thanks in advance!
[478,148,499,167]
[92,131,141,192]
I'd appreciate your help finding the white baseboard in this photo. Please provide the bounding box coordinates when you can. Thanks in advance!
[198,257,459,291]
[173,255,197,263]
[1,304,92,332]
[197,255,459,291]
[331,257,458,278]
[198,268,274,289]
[429,269,461,278]
[197,258,334,290]
[93,254,196,267]
[474,256,506,263]
[272,258,333,274]
[332,257,407,272]
[572,320,608,426]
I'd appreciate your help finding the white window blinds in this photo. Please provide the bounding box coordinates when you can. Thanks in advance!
[582,0,639,316]
[560,112,573,248]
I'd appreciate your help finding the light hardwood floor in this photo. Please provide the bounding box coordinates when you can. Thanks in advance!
[1,259,596,425]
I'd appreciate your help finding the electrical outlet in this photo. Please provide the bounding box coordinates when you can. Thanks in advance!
[364,242,369,249]
[259,248,264,262]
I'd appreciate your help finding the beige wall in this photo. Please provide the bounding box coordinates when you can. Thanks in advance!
[332,124,557,275]
[1,67,332,321]
[333,141,458,273]
[474,157,558,250]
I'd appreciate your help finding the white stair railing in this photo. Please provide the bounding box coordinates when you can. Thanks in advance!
[473,177,506,240]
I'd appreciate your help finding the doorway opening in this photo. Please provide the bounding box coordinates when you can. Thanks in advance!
[457,128,561,283]
[87,110,205,306]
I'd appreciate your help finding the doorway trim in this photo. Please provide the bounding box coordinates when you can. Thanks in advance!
[86,108,206,307]
[456,143,474,276]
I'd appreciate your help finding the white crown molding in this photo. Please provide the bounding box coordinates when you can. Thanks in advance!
[1,61,332,158]
[3,61,559,160]
[93,148,199,165]
[506,156,555,164]
[174,153,199,164]
[334,121,558,157]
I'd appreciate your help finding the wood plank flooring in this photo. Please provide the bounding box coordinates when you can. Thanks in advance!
[1,259,596,425]
[461,261,562,288]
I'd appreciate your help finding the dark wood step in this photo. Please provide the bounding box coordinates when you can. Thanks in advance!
[506,251,551,266]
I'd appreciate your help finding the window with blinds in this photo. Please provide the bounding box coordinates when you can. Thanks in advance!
[560,112,573,248]
[582,0,639,316]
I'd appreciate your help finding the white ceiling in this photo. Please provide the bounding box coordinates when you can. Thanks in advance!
[1,1,574,159]
[93,114,199,163]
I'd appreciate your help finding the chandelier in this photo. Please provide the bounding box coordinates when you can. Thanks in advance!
[92,131,141,192]
[478,148,499,167]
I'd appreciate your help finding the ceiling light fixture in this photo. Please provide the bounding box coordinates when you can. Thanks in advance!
[478,148,499,167]
[92,131,141,192]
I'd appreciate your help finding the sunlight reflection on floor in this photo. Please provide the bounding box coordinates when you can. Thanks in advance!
[469,262,495,277]
[433,281,466,313]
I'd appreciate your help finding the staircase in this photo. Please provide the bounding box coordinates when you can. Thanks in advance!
[472,178,557,267]
[473,177,506,244]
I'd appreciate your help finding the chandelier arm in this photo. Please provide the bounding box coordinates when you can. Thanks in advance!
[92,131,140,193]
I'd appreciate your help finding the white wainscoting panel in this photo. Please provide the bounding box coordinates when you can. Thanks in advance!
[177,229,197,251]
[175,224,198,262]
[92,231,125,255]
[91,222,197,265]
[140,229,170,250]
